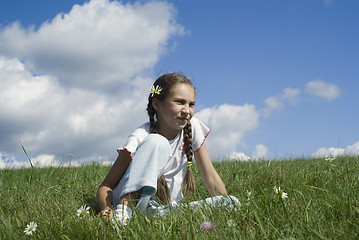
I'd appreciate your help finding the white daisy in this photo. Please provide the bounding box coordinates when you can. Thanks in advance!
[274,186,288,200]
[24,222,37,235]
[77,204,90,219]
[150,85,162,97]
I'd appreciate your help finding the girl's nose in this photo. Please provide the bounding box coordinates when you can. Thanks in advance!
[182,104,190,114]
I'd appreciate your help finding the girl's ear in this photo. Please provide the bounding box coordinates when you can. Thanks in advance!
[152,97,160,111]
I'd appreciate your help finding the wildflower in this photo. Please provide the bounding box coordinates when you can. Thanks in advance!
[77,204,90,219]
[325,157,335,162]
[246,190,252,199]
[227,219,237,228]
[246,190,252,206]
[150,85,162,97]
[274,186,288,200]
[200,221,215,231]
[24,222,37,235]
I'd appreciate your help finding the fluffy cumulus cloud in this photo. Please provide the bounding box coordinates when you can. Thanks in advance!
[0,0,184,91]
[0,152,113,169]
[251,144,268,159]
[0,0,264,168]
[228,152,251,162]
[195,104,259,159]
[0,54,150,164]
[262,88,300,117]
[0,0,185,168]
[0,0,348,169]
[227,144,268,162]
[305,80,341,101]
[312,141,359,158]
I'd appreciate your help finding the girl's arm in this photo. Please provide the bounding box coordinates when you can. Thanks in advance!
[194,143,227,196]
[96,150,132,220]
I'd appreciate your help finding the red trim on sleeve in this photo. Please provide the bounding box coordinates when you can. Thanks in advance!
[193,129,211,153]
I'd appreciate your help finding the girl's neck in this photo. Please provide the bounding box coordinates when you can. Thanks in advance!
[156,125,180,140]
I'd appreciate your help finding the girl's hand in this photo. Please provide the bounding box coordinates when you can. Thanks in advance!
[99,206,113,221]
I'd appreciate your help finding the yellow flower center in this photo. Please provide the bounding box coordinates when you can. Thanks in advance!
[80,211,86,217]
[29,227,33,231]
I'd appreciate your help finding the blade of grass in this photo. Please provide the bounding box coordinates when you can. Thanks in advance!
[20,141,34,168]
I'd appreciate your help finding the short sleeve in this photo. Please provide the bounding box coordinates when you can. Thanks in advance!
[191,117,211,152]
[117,122,150,158]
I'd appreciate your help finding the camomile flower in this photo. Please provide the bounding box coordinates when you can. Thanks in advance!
[24,222,37,235]
[77,204,90,219]
[274,186,288,200]
[150,85,162,97]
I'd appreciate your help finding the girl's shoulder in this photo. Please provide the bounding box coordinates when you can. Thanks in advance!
[118,122,151,154]
[190,117,210,132]
[190,117,211,152]
[190,116,201,126]
[130,122,151,139]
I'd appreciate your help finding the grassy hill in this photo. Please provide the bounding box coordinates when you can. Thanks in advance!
[1,156,358,239]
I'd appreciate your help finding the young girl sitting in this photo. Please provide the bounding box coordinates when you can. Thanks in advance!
[97,73,240,224]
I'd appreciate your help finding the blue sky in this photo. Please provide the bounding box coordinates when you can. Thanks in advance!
[0,0,358,168]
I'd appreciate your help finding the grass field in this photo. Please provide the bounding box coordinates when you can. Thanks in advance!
[0,156,358,239]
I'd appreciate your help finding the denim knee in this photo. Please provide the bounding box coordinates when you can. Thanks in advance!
[139,134,171,154]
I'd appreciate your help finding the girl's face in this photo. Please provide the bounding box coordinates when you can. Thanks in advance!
[153,83,196,139]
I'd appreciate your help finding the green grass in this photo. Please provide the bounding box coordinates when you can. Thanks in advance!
[1,156,358,239]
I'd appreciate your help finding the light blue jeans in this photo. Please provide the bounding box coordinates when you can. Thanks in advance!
[147,195,241,217]
[112,134,171,207]
[112,133,241,216]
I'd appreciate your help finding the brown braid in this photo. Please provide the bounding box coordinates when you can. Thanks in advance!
[182,122,196,198]
[146,100,157,134]
[146,73,197,204]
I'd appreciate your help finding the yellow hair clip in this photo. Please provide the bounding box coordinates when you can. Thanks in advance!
[187,161,193,168]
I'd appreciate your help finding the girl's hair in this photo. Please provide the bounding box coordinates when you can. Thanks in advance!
[146,73,196,204]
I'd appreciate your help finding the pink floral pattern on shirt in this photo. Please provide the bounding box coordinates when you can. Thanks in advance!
[179,141,185,154]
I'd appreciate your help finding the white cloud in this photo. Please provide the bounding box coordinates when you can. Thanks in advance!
[0,0,184,166]
[252,144,268,160]
[0,1,262,166]
[0,56,150,156]
[282,88,300,104]
[305,80,341,101]
[262,88,300,117]
[0,152,113,169]
[228,152,251,162]
[227,144,269,161]
[312,147,346,158]
[312,140,359,158]
[347,141,359,155]
[0,0,184,91]
[196,104,259,158]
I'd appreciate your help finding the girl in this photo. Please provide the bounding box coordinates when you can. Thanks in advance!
[97,73,240,224]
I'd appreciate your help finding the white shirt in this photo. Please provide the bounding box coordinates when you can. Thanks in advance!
[118,117,210,203]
